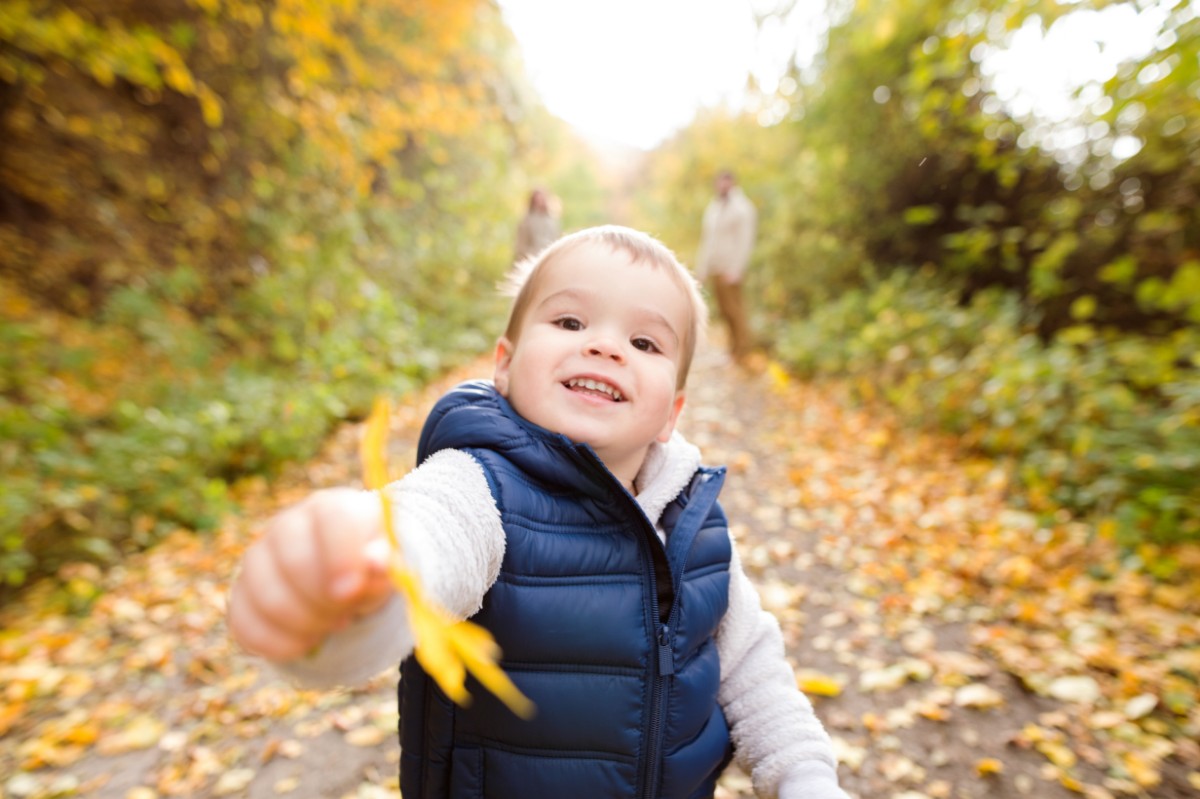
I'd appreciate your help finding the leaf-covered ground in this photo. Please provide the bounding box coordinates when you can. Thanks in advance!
[2,347,1198,799]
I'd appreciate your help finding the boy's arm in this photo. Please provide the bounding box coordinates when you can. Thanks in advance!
[717,545,847,799]
[273,448,504,687]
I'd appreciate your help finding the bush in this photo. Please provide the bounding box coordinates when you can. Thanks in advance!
[0,237,494,589]
[776,270,1200,546]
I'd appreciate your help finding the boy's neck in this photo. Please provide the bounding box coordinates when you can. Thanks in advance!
[594,445,651,495]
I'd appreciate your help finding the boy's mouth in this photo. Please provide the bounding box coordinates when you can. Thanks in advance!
[564,377,624,402]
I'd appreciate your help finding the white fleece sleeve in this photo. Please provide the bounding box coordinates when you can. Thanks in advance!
[273,449,504,688]
[717,544,841,798]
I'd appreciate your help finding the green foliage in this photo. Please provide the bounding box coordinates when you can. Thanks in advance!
[0,0,607,591]
[777,270,1200,545]
[639,0,1199,549]
[0,261,467,587]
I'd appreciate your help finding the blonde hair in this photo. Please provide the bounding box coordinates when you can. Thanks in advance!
[500,225,708,389]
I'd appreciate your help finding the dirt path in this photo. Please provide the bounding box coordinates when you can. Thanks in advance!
[687,348,1095,799]
[2,345,1195,798]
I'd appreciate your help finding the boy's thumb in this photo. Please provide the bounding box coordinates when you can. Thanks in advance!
[341,537,395,616]
[363,537,392,570]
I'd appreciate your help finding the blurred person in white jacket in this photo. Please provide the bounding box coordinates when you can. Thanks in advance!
[695,170,757,363]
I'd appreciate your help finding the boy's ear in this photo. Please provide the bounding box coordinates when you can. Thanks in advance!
[493,337,514,396]
[655,391,687,443]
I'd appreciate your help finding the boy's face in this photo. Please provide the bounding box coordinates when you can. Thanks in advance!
[494,242,689,486]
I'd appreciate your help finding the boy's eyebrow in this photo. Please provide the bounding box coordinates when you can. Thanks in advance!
[535,287,589,309]
[634,308,681,347]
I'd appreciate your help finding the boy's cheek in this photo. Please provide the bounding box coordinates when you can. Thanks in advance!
[655,392,687,442]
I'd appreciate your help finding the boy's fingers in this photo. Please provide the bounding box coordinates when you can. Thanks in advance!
[332,540,394,608]
[228,579,321,661]
[265,504,334,612]
[331,569,364,602]
[239,540,335,637]
[308,488,384,602]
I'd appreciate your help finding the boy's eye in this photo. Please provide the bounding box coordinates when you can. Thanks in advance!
[555,317,583,331]
[632,337,660,353]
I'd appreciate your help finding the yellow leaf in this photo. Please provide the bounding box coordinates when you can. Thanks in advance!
[197,85,224,128]
[359,397,391,490]
[452,622,536,720]
[975,758,1004,776]
[797,670,844,697]
[0,701,24,736]
[359,397,534,719]
[163,64,196,95]
[274,776,300,794]
[1058,773,1085,793]
[954,682,1005,709]
[390,566,534,719]
[1036,740,1078,769]
[344,726,388,747]
[1123,752,1161,788]
[766,361,790,391]
[62,719,100,745]
[214,768,256,796]
[97,714,165,755]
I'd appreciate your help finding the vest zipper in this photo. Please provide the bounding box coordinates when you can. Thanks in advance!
[644,617,676,798]
[574,447,678,799]
[633,512,672,799]
[657,625,675,676]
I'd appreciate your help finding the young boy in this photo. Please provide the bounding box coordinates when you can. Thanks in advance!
[227,226,849,799]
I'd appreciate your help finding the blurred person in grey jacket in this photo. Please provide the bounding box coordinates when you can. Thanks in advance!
[514,187,561,263]
[695,170,757,363]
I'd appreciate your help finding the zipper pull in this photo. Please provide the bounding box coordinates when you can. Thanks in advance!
[657,625,675,676]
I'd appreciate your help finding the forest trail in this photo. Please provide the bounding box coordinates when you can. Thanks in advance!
[2,344,1196,799]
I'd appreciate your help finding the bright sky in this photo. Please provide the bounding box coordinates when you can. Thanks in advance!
[495,0,762,150]
[496,0,1171,152]
[983,3,1172,122]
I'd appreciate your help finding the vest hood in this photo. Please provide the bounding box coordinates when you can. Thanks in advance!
[418,380,701,514]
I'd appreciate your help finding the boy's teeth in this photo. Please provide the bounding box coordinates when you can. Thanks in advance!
[567,378,622,401]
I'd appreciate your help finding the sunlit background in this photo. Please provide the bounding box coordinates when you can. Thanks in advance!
[498,0,1169,154]
[2,0,1196,595]
[1,0,1199,796]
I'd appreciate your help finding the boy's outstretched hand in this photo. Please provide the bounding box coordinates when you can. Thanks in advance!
[227,488,394,662]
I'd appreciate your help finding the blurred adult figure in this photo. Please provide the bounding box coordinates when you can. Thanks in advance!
[514,187,560,263]
[695,169,757,363]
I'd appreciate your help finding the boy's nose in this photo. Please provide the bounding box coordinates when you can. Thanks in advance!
[585,337,624,362]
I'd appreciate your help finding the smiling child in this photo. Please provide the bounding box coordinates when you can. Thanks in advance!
[227,225,848,799]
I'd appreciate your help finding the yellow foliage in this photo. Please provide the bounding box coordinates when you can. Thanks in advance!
[1123,751,1162,788]
[767,361,791,392]
[268,0,486,174]
[1036,740,1078,769]
[796,670,844,697]
[974,757,1004,776]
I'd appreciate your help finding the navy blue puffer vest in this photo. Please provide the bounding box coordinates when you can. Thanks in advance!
[399,381,733,799]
